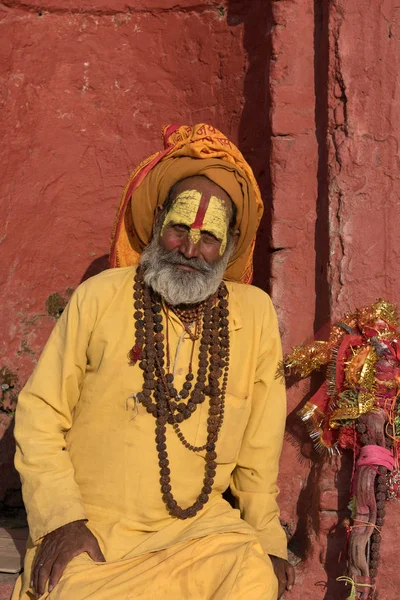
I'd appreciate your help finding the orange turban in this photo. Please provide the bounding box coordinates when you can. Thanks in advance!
[110,124,264,283]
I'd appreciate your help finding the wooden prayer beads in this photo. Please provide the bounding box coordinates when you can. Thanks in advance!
[130,267,230,519]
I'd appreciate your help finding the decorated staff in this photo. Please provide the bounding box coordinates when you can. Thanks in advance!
[283,299,400,599]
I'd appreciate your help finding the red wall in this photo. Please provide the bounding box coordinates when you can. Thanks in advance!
[0,0,259,490]
[1,1,400,599]
[271,2,400,599]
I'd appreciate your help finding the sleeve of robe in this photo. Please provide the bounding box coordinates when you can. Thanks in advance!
[229,294,288,560]
[14,285,93,543]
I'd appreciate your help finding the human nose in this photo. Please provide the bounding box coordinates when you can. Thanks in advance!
[180,233,200,258]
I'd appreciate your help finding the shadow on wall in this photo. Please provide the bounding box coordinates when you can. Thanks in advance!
[313,0,331,333]
[224,2,348,598]
[0,419,21,502]
[226,0,274,293]
[284,372,326,568]
[83,1,276,292]
[313,3,351,598]
[322,454,351,600]
[80,254,110,283]
[0,368,21,506]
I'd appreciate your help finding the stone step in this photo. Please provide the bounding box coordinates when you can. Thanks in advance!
[0,527,28,574]
[0,525,27,599]
[0,572,18,600]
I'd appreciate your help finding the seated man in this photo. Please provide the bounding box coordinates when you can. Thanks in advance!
[12,124,294,599]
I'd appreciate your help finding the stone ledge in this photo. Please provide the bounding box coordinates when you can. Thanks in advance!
[0,573,18,600]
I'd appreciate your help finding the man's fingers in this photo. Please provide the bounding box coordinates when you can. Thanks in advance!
[47,553,71,593]
[32,550,47,596]
[87,541,106,563]
[36,560,53,598]
[276,568,286,599]
[277,578,286,599]
[286,563,295,590]
[29,523,105,596]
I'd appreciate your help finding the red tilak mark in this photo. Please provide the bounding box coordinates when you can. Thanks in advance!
[192,192,211,230]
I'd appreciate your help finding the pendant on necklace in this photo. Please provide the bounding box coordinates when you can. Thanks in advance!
[129,343,142,365]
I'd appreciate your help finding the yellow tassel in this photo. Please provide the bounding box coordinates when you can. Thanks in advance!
[336,576,373,600]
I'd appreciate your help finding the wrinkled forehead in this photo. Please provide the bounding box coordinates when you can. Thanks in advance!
[170,176,233,217]
[168,189,228,228]
[162,188,230,254]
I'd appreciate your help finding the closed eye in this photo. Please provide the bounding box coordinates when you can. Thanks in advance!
[201,230,219,241]
[172,224,190,233]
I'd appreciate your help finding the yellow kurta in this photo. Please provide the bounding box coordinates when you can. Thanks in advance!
[13,266,287,600]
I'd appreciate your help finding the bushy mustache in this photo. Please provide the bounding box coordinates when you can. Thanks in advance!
[157,250,212,273]
[139,227,235,305]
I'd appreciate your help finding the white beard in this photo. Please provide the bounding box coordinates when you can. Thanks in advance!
[140,235,234,306]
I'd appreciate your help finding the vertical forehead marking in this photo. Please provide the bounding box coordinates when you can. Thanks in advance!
[161,190,201,235]
[161,189,229,255]
[192,192,211,230]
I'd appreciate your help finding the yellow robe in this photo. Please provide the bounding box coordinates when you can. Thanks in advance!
[12,267,288,600]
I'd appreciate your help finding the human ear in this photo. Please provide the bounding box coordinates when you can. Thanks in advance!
[232,229,240,250]
[153,204,164,233]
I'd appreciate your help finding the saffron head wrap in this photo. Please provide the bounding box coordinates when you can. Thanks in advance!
[110,124,264,283]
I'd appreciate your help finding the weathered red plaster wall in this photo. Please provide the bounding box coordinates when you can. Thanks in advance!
[270,1,400,599]
[267,1,322,594]
[1,0,400,598]
[0,0,263,492]
[323,2,400,599]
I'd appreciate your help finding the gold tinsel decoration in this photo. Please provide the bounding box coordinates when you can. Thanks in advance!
[329,347,377,427]
[284,299,400,456]
[357,298,398,330]
[284,299,398,381]
[284,341,331,379]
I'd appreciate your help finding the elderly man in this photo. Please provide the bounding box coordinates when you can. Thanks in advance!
[13,124,294,600]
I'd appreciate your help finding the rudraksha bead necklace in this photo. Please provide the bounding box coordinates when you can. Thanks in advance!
[166,305,201,344]
[171,303,206,326]
[131,267,230,519]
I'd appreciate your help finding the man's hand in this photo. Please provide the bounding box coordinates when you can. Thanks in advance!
[32,520,105,597]
[269,555,295,599]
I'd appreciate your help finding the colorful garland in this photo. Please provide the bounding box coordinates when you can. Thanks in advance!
[283,299,400,599]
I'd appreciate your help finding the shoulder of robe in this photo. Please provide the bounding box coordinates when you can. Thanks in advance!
[225,280,274,318]
[72,266,136,306]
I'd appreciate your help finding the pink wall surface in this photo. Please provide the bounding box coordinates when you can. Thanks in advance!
[1,1,400,598]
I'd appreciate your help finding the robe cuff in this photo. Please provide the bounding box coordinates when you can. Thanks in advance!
[257,521,288,561]
[30,505,88,544]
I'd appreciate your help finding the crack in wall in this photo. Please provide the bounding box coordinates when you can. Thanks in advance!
[328,4,348,310]
[1,0,226,17]
[335,190,345,290]
[332,29,348,137]
[313,0,331,333]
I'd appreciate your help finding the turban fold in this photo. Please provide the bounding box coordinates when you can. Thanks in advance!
[110,124,264,283]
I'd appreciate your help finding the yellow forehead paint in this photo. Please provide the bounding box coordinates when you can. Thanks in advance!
[161,189,229,255]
